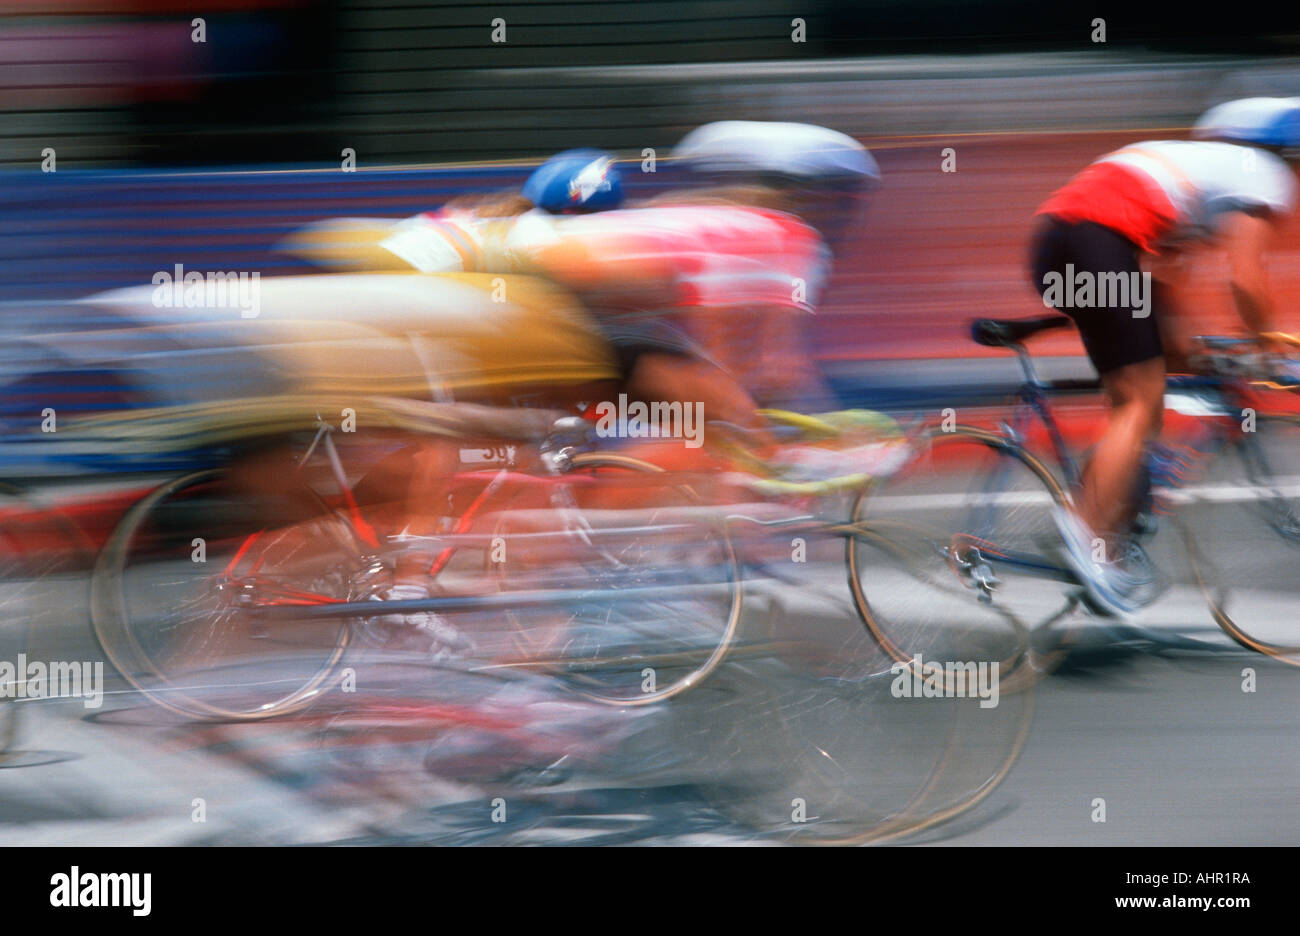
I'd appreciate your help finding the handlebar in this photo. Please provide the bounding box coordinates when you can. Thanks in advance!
[1188,335,1300,386]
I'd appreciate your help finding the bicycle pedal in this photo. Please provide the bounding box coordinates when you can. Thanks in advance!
[971,562,1001,591]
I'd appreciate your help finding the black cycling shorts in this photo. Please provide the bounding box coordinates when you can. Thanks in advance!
[1029,217,1163,375]
[594,311,709,378]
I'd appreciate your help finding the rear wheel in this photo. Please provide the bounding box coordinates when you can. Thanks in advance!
[91,470,365,720]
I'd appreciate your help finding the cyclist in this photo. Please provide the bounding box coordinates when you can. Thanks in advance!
[376,128,887,652]
[668,120,882,414]
[376,148,625,273]
[509,121,881,430]
[276,148,624,272]
[623,119,878,412]
[1030,96,1300,615]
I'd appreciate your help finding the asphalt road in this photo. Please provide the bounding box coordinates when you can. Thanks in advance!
[0,519,1295,845]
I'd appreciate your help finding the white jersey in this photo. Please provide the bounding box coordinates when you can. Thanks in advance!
[1099,140,1296,244]
[378,210,517,273]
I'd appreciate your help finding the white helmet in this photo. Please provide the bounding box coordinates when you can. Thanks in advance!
[673,121,881,188]
[1192,97,1300,149]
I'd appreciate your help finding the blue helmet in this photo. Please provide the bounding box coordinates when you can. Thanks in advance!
[522,148,624,213]
[1192,98,1300,149]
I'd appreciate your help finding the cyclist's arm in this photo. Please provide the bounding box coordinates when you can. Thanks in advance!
[1146,261,1199,373]
[1220,209,1284,348]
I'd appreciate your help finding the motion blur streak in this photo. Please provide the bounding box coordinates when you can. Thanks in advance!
[0,3,1298,846]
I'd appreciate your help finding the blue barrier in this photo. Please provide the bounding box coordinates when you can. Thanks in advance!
[0,163,682,476]
[0,163,680,305]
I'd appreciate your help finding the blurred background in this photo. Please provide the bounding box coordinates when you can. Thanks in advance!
[1,2,1299,847]
[9,3,1300,396]
[8,1,1300,170]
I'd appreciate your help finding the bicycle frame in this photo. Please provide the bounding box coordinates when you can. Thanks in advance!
[225,418,736,620]
[956,346,1266,589]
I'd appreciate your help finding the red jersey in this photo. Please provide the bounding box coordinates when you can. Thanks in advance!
[509,204,830,311]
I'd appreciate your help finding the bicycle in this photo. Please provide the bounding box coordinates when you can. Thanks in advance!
[84,394,1045,844]
[88,396,750,718]
[849,314,1300,670]
[88,396,940,717]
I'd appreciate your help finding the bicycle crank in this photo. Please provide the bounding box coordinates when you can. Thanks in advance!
[947,537,1002,604]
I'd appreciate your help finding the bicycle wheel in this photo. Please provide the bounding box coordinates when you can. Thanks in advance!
[489,452,743,706]
[91,470,365,720]
[847,426,1078,685]
[695,653,1036,845]
[1183,413,1300,663]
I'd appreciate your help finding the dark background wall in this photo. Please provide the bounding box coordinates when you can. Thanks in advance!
[6,1,1300,168]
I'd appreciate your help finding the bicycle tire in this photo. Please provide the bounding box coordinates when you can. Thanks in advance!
[491,451,744,707]
[1183,413,1300,664]
[695,656,1036,845]
[846,425,1076,687]
[91,469,361,720]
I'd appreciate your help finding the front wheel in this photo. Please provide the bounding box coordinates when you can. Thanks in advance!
[1184,413,1300,664]
[846,426,1078,688]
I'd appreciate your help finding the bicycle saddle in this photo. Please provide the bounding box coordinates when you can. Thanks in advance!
[970,315,1071,348]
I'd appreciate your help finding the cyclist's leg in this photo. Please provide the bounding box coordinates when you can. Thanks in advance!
[1081,357,1165,539]
[1032,217,1165,556]
[752,303,838,412]
[393,440,461,584]
[1149,266,1196,371]
[382,379,612,585]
